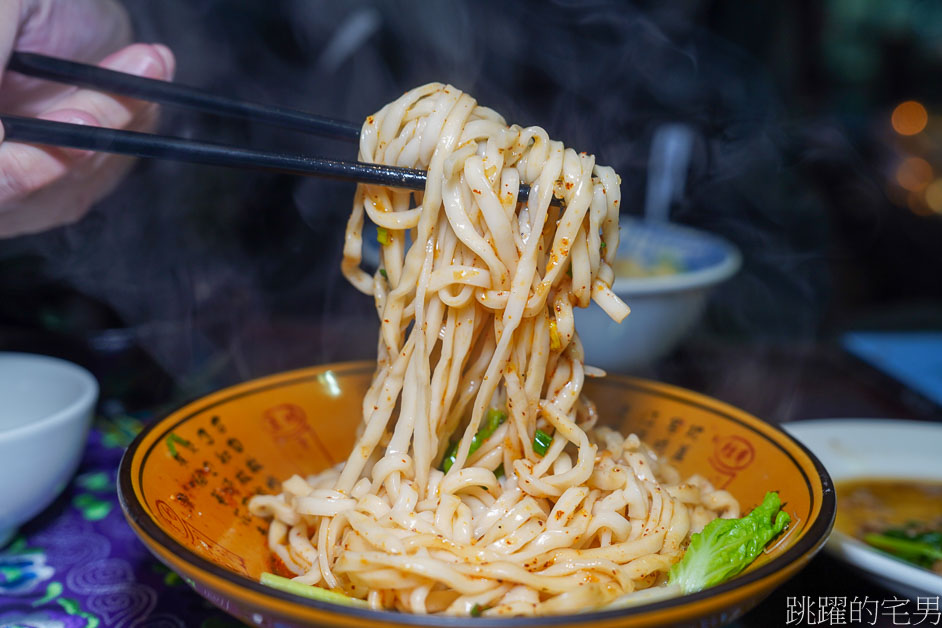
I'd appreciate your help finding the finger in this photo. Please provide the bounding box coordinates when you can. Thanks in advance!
[0,0,131,115]
[98,42,176,81]
[0,131,139,236]
[0,138,70,204]
[36,43,175,140]
[36,107,101,160]
[151,44,177,81]
[0,43,175,207]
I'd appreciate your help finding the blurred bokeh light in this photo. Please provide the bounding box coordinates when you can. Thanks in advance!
[892,101,928,136]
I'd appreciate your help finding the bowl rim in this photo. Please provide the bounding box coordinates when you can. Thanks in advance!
[119,361,835,626]
[0,351,98,439]
[611,218,742,296]
[783,417,942,597]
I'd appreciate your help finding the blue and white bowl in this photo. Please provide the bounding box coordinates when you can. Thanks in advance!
[575,217,741,373]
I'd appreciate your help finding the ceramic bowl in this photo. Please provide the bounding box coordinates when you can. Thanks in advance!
[784,419,942,598]
[119,361,833,628]
[0,352,99,546]
[575,217,741,373]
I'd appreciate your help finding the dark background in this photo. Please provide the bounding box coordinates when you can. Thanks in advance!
[2,0,940,412]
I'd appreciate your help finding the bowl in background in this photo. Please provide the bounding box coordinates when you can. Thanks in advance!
[0,352,99,546]
[784,419,942,598]
[576,217,741,373]
[119,361,833,628]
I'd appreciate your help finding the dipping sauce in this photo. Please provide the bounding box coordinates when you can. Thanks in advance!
[835,478,942,574]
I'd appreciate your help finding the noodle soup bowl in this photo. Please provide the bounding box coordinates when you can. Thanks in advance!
[119,361,834,628]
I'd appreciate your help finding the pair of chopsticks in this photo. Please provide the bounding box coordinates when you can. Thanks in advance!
[1,52,536,201]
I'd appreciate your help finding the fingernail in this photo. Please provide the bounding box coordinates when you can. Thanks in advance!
[152,44,176,80]
[104,44,166,79]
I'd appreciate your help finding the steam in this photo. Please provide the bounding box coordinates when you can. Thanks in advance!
[2,0,832,400]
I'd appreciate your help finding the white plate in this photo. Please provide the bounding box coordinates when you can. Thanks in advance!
[783,419,942,597]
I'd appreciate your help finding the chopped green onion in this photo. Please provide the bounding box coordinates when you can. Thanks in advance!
[494,463,505,479]
[533,429,552,456]
[470,603,485,617]
[379,268,388,280]
[441,408,507,472]
[599,240,607,250]
[489,408,505,424]
[441,441,459,473]
[566,263,573,278]
[260,572,368,608]
[376,226,391,245]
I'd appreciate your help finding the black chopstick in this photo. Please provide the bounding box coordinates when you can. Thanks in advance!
[2,52,543,203]
[0,114,434,191]
[1,115,539,203]
[8,52,361,141]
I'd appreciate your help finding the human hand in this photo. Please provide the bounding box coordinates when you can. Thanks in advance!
[0,0,175,237]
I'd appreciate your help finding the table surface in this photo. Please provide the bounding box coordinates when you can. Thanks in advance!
[1,338,939,628]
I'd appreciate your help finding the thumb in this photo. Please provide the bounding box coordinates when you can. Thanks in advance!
[0,0,24,89]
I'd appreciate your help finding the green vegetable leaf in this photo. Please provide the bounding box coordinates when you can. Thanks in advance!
[668,492,790,594]
[260,572,368,608]
[533,429,552,456]
[441,408,507,472]
[864,531,942,568]
[379,268,388,280]
[494,463,505,479]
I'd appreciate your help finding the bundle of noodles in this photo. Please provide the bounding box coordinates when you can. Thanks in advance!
[249,83,739,616]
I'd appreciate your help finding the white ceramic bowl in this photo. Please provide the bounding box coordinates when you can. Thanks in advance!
[784,419,942,598]
[0,352,98,546]
[575,217,741,373]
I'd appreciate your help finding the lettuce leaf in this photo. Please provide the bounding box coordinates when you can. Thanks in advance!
[668,491,790,594]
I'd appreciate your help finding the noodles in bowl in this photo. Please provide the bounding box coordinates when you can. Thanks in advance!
[246,84,777,616]
[119,366,833,628]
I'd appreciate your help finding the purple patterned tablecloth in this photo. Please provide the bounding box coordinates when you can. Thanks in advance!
[0,413,244,628]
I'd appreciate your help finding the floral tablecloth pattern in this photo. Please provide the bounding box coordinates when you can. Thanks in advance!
[0,414,244,628]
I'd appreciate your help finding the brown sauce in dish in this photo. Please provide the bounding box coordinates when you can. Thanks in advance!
[835,478,942,539]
